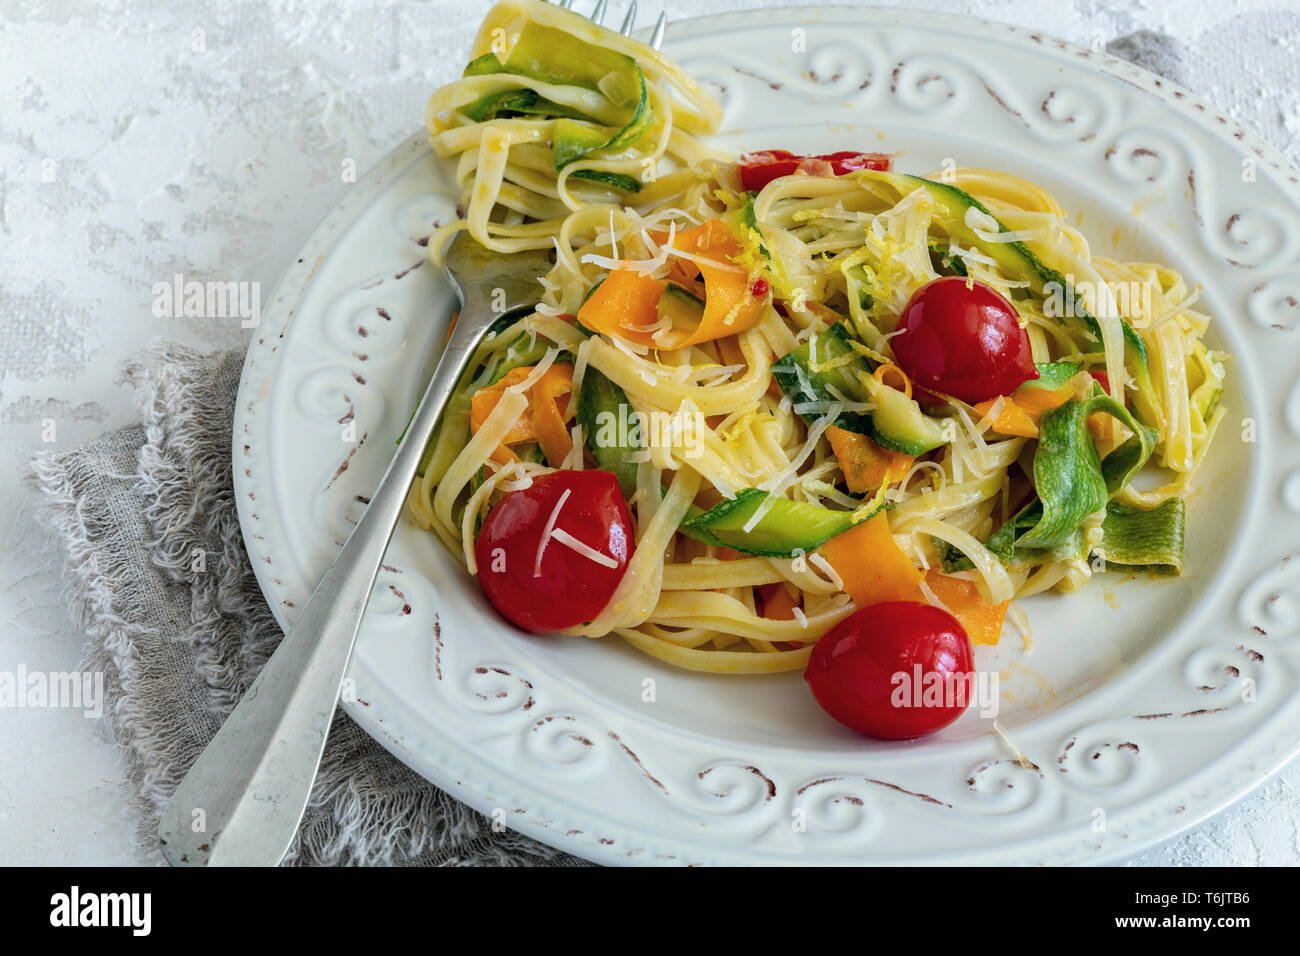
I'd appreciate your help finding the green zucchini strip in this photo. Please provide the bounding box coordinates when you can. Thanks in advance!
[771,322,875,434]
[679,489,884,558]
[1094,498,1185,574]
[1017,388,1157,549]
[463,22,651,175]
[771,321,947,456]
[568,169,642,192]
[1021,361,1083,392]
[577,366,641,497]
[939,385,1169,573]
[458,88,595,124]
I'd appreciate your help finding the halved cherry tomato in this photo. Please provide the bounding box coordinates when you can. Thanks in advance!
[891,277,1038,405]
[473,470,633,634]
[738,149,892,191]
[804,601,975,740]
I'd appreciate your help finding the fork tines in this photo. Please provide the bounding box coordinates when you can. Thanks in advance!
[559,0,666,48]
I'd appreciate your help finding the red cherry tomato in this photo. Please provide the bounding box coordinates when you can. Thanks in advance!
[738,149,892,191]
[891,277,1038,405]
[473,470,633,634]
[820,150,892,175]
[804,601,975,740]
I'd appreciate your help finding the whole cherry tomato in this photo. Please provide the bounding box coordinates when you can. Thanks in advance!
[474,470,633,633]
[738,149,892,191]
[891,277,1038,405]
[804,601,975,740]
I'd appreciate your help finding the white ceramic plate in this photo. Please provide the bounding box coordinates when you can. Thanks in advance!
[234,7,1300,865]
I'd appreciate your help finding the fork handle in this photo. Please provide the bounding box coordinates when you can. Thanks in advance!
[159,301,496,866]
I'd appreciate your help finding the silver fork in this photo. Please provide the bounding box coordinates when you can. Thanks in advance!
[158,3,666,867]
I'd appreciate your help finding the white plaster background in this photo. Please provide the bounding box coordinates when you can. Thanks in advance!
[1,0,1298,865]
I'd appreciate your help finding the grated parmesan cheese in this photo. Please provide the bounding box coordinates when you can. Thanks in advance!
[533,487,571,577]
[508,347,559,394]
[808,552,844,590]
[918,574,954,616]
[560,423,585,471]
[551,527,619,568]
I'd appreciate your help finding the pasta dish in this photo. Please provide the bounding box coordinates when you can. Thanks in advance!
[405,0,1227,735]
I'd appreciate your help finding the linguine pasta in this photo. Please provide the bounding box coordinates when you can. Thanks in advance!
[408,0,1228,673]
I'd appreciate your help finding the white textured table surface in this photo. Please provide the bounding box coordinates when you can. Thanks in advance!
[2,0,1298,866]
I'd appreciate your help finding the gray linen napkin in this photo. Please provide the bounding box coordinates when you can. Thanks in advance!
[29,29,1193,867]
[30,341,584,866]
